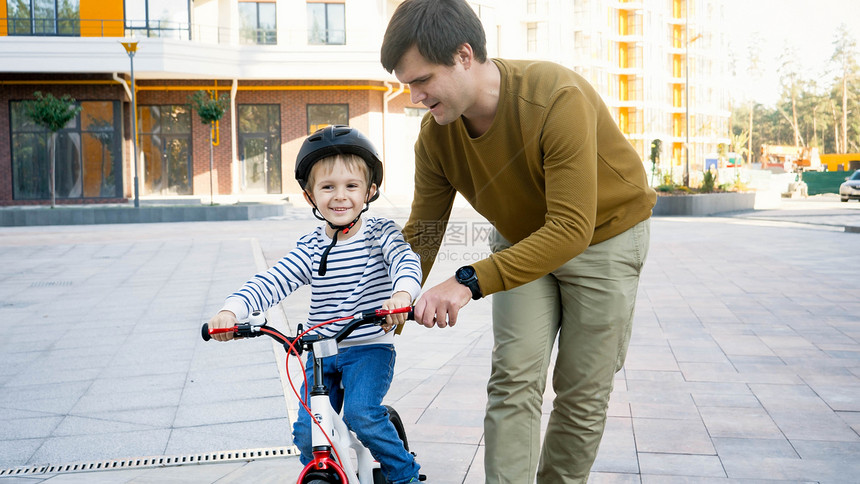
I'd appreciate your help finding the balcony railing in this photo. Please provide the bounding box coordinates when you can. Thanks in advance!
[124,19,191,40]
[4,17,84,36]
[2,19,355,47]
[2,18,187,39]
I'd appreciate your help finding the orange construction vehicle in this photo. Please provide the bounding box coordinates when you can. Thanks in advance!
[760,145,823,172]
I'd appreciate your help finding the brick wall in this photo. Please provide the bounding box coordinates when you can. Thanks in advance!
[1,76,396,205]
[0,74,126,206]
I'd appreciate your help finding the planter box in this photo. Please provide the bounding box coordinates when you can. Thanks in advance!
[652,192,756,216]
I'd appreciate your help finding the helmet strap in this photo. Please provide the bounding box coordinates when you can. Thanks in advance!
[306,190,372,276]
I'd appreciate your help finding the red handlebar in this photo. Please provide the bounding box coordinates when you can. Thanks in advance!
[201,306,414,342]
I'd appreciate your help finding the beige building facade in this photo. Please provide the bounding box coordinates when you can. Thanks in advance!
[0,0,729,206]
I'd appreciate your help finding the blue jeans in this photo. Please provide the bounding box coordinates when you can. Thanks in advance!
[292,344,420,484]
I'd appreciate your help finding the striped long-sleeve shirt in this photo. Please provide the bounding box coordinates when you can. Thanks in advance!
[222,217,422,346]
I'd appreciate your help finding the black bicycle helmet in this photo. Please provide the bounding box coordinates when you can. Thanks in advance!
[295,125,384,202]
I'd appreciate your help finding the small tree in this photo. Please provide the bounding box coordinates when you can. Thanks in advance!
[189,90,229,205]
[649,139,662,186]
[21,91,82,207]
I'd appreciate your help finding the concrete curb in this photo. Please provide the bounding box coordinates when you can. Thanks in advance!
[652,192,757,216]
[0,204,289,227]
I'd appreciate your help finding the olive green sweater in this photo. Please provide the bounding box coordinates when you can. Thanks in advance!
[403,58,656,296]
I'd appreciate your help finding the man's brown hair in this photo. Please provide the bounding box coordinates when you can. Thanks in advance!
[380,0,487,73]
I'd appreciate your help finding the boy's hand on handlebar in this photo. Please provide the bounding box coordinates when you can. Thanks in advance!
[414,277,471,329]
[208,310,239,341]
[381,291,412,332]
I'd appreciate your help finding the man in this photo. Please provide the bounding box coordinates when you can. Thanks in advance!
[381,0,656,482]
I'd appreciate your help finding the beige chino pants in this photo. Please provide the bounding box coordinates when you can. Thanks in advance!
[484,219,650,483]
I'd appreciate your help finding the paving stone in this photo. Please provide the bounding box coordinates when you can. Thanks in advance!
[637,453,725,477]
[632,418,715,455]
[2,201,859,483]
[698,406,784,439]
[592,417,638,474]
[711,437,799,459]
[749,383,860,442]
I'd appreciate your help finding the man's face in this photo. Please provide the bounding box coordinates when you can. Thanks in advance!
[394,45,472,126]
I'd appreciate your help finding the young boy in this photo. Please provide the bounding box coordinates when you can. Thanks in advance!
[207,125,422,484]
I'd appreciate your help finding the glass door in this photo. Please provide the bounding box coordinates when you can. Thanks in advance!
[238,104,281,194]
[241,136,268,193]
[139,105,192,195]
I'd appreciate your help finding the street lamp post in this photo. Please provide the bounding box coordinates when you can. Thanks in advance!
[683,13,702,188]
[684,19,690,187]
[121,40,140,208]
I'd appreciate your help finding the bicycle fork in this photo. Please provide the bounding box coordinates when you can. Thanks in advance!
[297,340,380,483]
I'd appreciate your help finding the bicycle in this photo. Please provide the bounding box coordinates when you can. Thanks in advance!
[201,306,425,484]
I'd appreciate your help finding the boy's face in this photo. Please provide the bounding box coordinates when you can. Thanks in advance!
[304,158,377,226]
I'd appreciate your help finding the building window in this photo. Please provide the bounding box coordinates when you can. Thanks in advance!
[138,105,193,195]
[307,104,348,134]
[10,100,121,200]
[6,0,80,35]
[238,104,282,194]
[307,1,345,45]
[526,23,537,53]
[124,0,191,39]
[627,45,642,70]
[238,1,277,45]
[628,75,642,102]
[628,108,642,133]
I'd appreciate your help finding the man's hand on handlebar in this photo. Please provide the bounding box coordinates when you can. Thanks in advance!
[208,310,239,342]
[413,277,472,329]
[381,291,413,332]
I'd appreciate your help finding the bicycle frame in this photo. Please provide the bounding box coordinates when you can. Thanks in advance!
[202,307,414,484]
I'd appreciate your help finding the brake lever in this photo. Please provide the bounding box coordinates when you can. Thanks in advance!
[285,323,305,356]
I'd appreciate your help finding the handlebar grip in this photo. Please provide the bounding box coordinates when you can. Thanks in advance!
[201,323,211,342]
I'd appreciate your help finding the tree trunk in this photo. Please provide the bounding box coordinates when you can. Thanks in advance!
[747,102,754,164]
[831,100,841,154]
[209,125,215,206]
[791,90,801,149]
[812,105,818,148]
[50,132,57,208]
[842,66,848,155]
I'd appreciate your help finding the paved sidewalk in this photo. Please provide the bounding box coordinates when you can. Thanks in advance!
[1,198,859,483]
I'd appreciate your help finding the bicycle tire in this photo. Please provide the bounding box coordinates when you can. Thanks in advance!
[301,470,343,484]
[302,476,341,484]
[385,405,409,451]
[372,466,387,484]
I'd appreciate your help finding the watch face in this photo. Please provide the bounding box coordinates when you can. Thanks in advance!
[457,266,475,280]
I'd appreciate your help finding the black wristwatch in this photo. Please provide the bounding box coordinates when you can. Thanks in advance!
[455,265,482,300]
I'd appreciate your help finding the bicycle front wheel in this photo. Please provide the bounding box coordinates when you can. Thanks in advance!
[385,405,409,451]
[301,470,344,484]
[303,476,342,484]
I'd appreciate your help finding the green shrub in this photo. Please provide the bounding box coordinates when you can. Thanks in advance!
[701,170,715,193]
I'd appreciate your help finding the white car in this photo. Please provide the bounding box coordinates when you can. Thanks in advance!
[840,170,860,202]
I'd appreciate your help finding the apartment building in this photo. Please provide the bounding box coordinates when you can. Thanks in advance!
[0,0,729,206]
[0,0,421,206]
[493,0,731,184]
